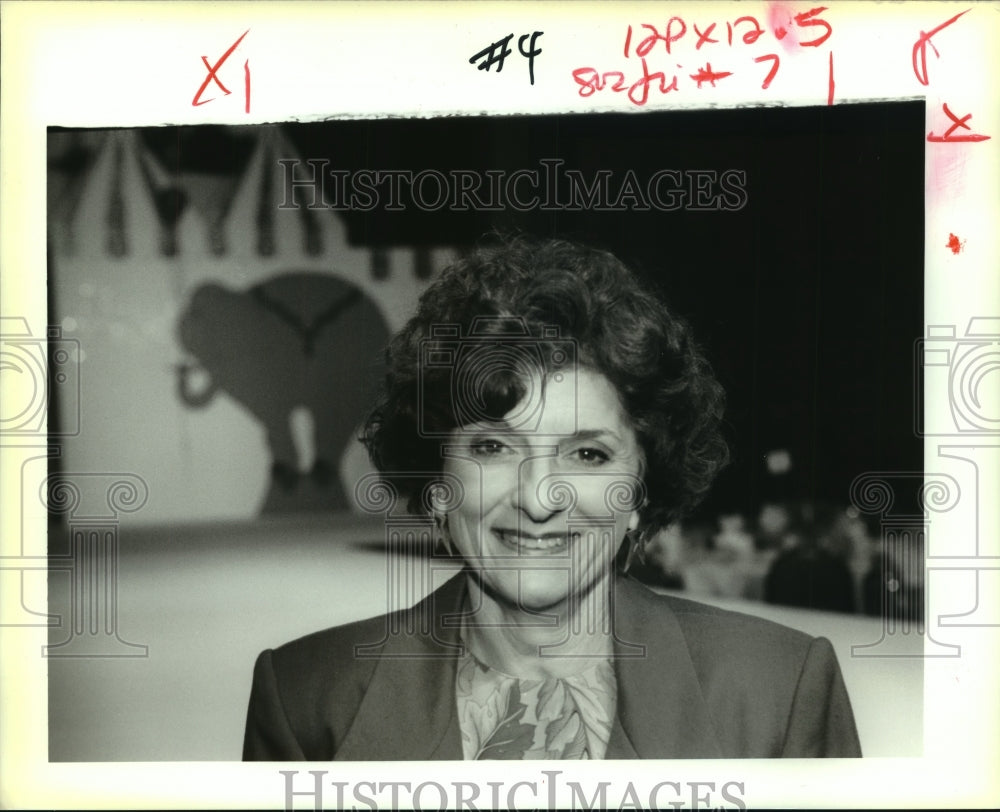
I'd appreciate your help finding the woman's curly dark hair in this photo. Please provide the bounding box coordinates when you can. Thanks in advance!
[362,235,729,536]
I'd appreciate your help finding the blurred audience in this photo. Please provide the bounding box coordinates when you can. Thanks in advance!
[762,501,857,613]
[632,500,923,620]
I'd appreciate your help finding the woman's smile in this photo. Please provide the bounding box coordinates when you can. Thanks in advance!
[491,527,578,554]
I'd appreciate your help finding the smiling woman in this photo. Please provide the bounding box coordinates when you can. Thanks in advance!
[441,368,643,622]
[242,235,862,760]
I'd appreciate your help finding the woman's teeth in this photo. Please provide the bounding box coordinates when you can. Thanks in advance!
[495,530,574,552]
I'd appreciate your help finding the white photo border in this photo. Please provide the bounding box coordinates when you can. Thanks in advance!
[2,1,998,809]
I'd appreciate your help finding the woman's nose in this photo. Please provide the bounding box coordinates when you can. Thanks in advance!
[514,453,562,522]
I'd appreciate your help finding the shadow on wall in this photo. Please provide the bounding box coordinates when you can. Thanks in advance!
[176,270,389,514]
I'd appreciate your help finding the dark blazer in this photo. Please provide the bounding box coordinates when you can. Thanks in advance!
[243,573,861,759]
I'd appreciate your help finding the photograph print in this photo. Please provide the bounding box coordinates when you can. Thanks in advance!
[44,100,924,763]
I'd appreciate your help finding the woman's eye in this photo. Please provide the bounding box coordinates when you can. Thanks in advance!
[573,447,610,465]
[470,438,509,456]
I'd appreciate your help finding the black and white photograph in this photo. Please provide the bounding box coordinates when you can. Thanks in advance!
[44,101,922,765]
[3,2,999,810]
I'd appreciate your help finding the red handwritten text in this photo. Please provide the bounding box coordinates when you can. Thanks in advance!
[927,103,992,143]
[911,8,971,86]
[911,9,990,144]
[192,29,251,113]
[791,7,833,47]
[573,8,834,106]
[690,64,733,89]
[573,59,679,107]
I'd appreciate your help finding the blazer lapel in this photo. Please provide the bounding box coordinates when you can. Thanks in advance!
[334,574,467,761]
[334,573,722,760]
[607,577,724,758]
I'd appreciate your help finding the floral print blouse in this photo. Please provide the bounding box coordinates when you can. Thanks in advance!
[455,646,617,760]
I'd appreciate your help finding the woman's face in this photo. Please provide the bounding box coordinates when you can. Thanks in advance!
[438,367,644,612]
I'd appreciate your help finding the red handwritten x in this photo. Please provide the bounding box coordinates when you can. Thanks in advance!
[192,30,250,106]
[927,103,991,143]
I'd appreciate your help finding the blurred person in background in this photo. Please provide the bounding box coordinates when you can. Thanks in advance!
[764,501,857,614]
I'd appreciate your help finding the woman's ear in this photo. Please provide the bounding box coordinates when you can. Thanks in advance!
[429,482,450,517]
[627,495,647,533]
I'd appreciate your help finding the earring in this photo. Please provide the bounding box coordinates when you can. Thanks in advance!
[433,513,453,556]
[621,529,647,574]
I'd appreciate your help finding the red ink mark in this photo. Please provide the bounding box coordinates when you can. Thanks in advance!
[629,59,679,105]
[912,8,971,86]
[634,24,657,56]
[192,29,250,107]
[594,14,838,109]
[200,55,231,95]
[827,51,835,106]
[244,60,250,114]
[666,17,687,53]
[732,15,765,45]
[694,22,718,49]
[766,4,793,45]
[571,61,678,106]
[927,103,992,142]
[690,63,732,88]
[793,7,832,47]
[635,18,687,56]
[754,54,780,89]
[572,68,625,97]
[928,148,965,194]
[946,233,964,254]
